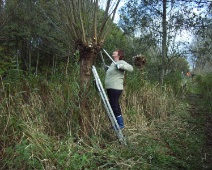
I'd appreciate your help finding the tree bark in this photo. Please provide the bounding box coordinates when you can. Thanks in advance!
[65,52,70,76]
[35,49,39,76]
[28,41,31,74]
[78,48,97,137]
[161,0,167,85]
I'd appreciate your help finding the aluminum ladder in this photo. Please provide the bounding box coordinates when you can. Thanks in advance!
[92,65,126,145]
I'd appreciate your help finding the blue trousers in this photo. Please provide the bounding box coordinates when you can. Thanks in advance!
[106,89,123,117]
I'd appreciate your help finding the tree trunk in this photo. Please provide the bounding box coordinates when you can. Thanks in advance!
[65,51,70,76]
[0,0,3,12]
[78,48,97,137]
[52,55,56,76]
[35,49,39,76]
[161,0,167,85]
[28,41,31,74]
[20,40,28,73]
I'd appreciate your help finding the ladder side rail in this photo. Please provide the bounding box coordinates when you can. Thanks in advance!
[92,66,119,129]
[102,49,116,64]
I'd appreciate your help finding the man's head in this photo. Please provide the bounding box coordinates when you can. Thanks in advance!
[113,49,124,61]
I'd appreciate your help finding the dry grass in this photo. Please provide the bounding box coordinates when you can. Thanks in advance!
[0,74,187,169]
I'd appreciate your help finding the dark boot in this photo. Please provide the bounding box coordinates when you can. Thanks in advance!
[116,115,124,129]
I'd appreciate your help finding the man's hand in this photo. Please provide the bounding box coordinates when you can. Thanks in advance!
[116,64,124,70]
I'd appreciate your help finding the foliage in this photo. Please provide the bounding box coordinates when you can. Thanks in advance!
[0,57,14,76]
[0,0,67,76]
[167,57,190,74]
[163,71,183,95]
[194,73,212,109]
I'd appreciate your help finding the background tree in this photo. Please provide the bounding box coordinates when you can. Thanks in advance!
[0,0,67,78]
[167,57,190,74]
[189,2,212,73]
[103,24,137,64]
[118,0,210,84]
[0,0,21,77]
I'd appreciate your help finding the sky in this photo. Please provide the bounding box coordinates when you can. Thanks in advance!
[114,1,127,23]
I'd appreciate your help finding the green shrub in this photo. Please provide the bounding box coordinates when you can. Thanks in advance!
[195,73,212,109]
[164,71,184,95]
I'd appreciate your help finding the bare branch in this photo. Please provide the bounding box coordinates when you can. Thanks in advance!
[42,0,121,48]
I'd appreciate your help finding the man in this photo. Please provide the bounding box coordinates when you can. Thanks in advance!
[105,49,133,129]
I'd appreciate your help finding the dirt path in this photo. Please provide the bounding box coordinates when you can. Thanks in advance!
[187,93,212,169]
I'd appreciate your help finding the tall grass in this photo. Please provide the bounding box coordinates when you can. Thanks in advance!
[0,67,192,169]
[123,70,179,125]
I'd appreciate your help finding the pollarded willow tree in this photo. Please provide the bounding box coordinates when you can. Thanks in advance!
[38,0,121,137]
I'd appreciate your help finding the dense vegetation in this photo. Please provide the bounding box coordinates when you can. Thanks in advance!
[0,0,211,169]
[1,65,211,169]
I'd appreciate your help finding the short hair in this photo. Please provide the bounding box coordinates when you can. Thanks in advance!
[115,49,124,60]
